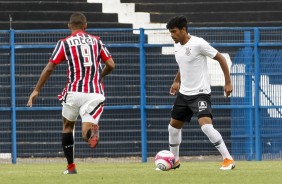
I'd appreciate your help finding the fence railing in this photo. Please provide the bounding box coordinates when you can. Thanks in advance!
[1,27,282,164]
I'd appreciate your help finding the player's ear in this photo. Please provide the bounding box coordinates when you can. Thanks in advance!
[68,23,71,29]
[83,23,87,30]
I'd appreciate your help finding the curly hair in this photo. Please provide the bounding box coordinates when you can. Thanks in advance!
[166,15,188,32]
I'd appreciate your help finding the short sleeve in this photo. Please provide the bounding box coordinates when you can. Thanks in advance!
[49,40,66,64]
[199,38,218,58]
[99,40,112,62]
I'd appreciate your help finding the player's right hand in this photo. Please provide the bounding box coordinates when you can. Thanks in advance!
[27,90,39,107]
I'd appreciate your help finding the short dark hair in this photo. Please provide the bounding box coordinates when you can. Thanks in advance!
[69,12,87,28]
[166,15,188,31]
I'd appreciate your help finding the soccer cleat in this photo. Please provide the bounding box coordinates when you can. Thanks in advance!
[88,124,99,148]
[171,160,181,169]
[220,158,235,170]
[63,163,77,174]
[155,160,180,171]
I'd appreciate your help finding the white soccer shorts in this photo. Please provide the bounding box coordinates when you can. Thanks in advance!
[62,92,105,124]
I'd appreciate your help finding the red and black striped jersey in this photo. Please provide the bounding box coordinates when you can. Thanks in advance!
[49,30,112,101]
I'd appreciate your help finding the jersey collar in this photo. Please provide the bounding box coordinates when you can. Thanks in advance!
[71,30,85,36]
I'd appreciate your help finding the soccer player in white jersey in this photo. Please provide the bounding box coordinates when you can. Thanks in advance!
[166,15,235,170]
[27,12,115,174]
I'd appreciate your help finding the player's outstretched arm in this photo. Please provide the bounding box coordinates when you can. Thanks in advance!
[27,62,56,107]
[213,52,233,97]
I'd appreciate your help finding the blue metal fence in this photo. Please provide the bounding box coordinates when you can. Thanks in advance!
[1,27,282,164]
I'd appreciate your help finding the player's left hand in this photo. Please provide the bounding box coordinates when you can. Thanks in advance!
[224,83,233,97]
[27,90,39,107]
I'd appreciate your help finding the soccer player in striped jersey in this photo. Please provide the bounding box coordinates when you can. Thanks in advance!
[27,12,115,174]
[165,16,235,170]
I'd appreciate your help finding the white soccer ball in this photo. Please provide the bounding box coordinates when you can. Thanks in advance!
[154,150,175,171]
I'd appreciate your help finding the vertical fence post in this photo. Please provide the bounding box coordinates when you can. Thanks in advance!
[139,28,147,162]
[244,31,254,160]
[254,28,262,160]
[10,29,17,164]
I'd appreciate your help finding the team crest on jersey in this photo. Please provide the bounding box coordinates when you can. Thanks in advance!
[198,101,207,112]
[185,47,191,56]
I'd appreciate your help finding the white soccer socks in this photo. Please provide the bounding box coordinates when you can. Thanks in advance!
[168,124,182,161]
[201,124,233,160]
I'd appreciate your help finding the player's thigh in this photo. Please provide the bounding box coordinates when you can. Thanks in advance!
[79,93,105,124]
[62,92,81,121]
[171,93,194,123]
[189,94,213,123]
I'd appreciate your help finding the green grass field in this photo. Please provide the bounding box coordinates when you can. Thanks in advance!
[1,161,282,184]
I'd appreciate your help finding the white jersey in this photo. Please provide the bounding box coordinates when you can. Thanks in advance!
[174,35,218,96]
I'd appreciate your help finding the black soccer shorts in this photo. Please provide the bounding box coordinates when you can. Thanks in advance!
[171,93,213,122]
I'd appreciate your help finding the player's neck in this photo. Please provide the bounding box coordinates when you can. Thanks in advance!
[180,34,191,45]
[71,28,85,34]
